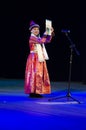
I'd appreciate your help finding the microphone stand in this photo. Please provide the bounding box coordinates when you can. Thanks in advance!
[48,32,81,104]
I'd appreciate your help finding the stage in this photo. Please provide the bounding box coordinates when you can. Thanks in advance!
[0,79,86,130]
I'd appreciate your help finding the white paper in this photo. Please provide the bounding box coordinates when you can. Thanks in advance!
[45,19,52,35]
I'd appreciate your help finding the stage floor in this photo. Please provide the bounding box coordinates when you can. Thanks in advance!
[0,79,86,130]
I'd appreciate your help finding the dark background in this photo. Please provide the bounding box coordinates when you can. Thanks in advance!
[0,1,86,83]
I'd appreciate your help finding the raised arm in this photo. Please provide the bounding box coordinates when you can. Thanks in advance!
[29,35,51,44]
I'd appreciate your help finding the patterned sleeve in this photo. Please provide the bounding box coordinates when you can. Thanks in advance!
[29,35,52,44]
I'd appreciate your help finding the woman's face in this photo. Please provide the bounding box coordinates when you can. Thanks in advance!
[31,27,40,36]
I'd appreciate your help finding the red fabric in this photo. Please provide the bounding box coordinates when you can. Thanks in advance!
[24,35,52,94]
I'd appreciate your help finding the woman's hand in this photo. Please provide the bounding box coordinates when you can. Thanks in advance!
[44,27,54,36]
[51,27,54,33]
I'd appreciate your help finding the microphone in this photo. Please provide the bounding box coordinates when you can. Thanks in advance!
[61,29,70,33]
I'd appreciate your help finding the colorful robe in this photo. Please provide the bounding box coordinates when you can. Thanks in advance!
[24,34,52,94]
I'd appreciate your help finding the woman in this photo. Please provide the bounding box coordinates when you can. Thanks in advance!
[24,20,54,97]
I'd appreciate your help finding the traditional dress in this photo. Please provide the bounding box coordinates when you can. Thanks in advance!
[24,33,52,94]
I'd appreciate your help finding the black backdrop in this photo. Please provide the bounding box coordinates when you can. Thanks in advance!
[0,1,86,82]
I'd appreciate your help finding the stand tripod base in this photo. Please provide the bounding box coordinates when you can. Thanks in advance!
[48,93,81,104]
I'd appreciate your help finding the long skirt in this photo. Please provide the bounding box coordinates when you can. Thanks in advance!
[24,53,51,94]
